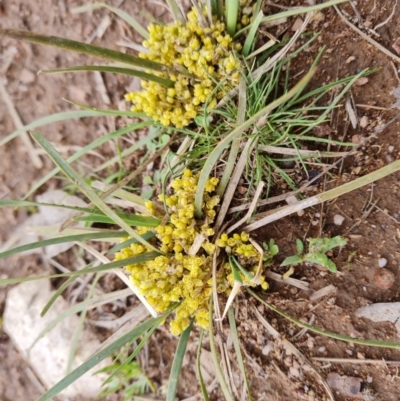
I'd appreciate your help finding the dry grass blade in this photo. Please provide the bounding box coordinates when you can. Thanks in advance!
[0,80,42,168]
[334,5,400,64]
[257,145,347,158]
[245,159,400,232]
[227,181,265,234]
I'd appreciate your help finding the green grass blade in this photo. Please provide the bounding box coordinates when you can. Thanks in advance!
[67,273,101,373]
[0,110,111,147]
[25,122,154,198]
[0,231,127,259]
[106,233,154,256]
[194,67,316,217]
[0,253,159,285]
[31,132,159,252]
[242,11,263,57]
[0,30,185,76]
[31,288,132,350]
[166,321,193,401]
[36,313,169,401]
[248,289,400,350]
[228,308,253,400]
[225,0,239,36]
[208,301,235,401]
[196,329,211,401]
[41,275,81,317]
[63,99,145,117]
[72,2,149,39]
[41,65,174,88]
[0,199,95,214]
[166,0,185,22]
[92,125,161,173]
[75,213,161,227]
[261,0,349,25]
[217,77,246,196]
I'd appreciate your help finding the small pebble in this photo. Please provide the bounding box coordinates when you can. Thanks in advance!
[394,213,399,219]
[367,376,373,383]
[334,214,345,226]
[359,116,369,128]
[386,154,394,163]
[352,134,365,144]
[355,77,369,86]
[378,258,387,268]
[318,346,326,353]
[373,267,395,290]
[388,145,395,153]
[346,56,356,63]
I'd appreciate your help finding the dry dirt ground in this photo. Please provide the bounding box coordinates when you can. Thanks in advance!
[1,0,400,400]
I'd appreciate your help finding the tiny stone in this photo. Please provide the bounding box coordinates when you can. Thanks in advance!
[378,258,387,268]
[394,213,399,219]
[346,349,353,355]
[334,214,345,226]
[373,268,395,290]
[357,352,365,360]
[386,154,394,163]
[355,77,369,86]
[352,134,365,144]
[367,376,373,383]
[311,219,319,226]
[388,145,395,153]
[359,116,369,128]
[291,17,304,31]
[346,56,356,63]
[318,346,326,353]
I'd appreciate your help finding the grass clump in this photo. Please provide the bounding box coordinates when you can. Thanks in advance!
[115,169,268,335]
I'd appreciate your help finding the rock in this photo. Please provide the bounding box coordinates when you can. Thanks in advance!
[3,280,110,398]
[326,372,362,397]
[359,116,369,128]
[373,268,394,289]
[312,123,332,137]
[5,190,87,258]
[355,302,400,337]
[378,257,388,268]
[351,134,365,144]
[20,69,36,84]
[388,145,395,153]
[333,214,345,226]
[355,77,369,86]
[291,17,304,31]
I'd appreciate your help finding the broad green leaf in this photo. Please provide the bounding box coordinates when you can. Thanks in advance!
[304,253,337,272]
[195,67,316,218]
[42,65,174,88]
[296,238,304,254]
[0,231,127,259]
[0,253,159,285]
[36,312,169,401]
[281,255,303,267]
[0,110,113,147]
[166,321,193,401]
[75,212,161,227]
[31,132,159,252]
[0,30,189,76]
[72,2,149,39]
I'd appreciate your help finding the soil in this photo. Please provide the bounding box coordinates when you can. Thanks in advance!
[1,0,400,401]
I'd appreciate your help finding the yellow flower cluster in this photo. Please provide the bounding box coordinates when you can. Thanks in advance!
[115,169,268,335]
[125,7,242,128]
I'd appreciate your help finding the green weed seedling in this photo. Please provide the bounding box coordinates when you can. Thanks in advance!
[281,236,347,272]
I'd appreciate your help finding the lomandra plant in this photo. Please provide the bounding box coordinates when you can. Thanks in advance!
[2,0,400,400]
